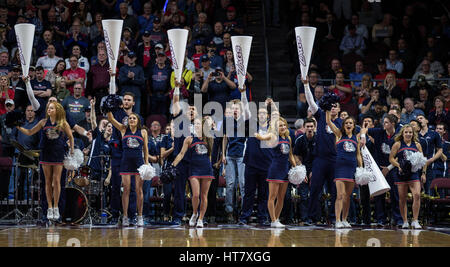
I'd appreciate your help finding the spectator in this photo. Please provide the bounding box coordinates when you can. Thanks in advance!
[440,83,450,110]
[355,74,372,110]
[318,12,342,44]
[383,72,403,104]
[30,66,52,109]
[122,27,138,53]
[21,4,43,46]
[344,14,369,40]
[397,38,415,77]
[116,2,139,40]
[87,49,110,113]
[0,75,14,115]
[400,97,425,125]
[361,87,386,115]
[9,66,27,111]
[414,87,434,116]
[321,58,343,82]
[36,44,62,71]
[51,0,69,23]
[0,51,10,76]
[162,0,186,27]
[36,30,64,58]
[72,1,93,29]
[90,42,107,66]
[223,49,235,75]
[365,101,387,127]
[52,77,70,103]
[210,22,224,48]
[192,39,206,69]
[371,13,394,47]
[119,51,145,114]
[339,24,366,57]
[148,52,171,115]
[89,13,104,42]
[148,17,166,47]
[410,59,438,89]
[296,70,322,117]
[218,33,232,57]
[64,19,89,55]
[45,59,66,90]
[65,45,90,74]
[62,55,86,95]
[428,96,450,128]
[386,49,404,76]
[62,83,90,125]
[222,6,244,35]
[349,60,370,88]
[415,51,444,76]
[138,2,156,35]
[201,67,236,111]
[45,8,67,42]
[137,30,153,79]
[395,15,420,51]
[420,36,446,64]
[192,12,213,42]
[199,54,214,79]
[329,72,352,105]
[373,58,389,86]
[438,61,450,84]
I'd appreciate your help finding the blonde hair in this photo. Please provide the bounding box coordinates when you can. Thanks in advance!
[384,72,396,88]
[394,124,419,143]
[46,102,67,131]
[361,74,372,89]
[268,116,290,140]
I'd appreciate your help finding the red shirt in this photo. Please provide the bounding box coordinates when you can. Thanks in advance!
[192,53,205,69]
[63,67,86,95]
[333,84,352,104]
[0,89,15,115]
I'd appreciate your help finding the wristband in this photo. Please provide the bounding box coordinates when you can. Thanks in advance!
[387,164,394,171]
[361,134,366,138]
[83,130,88,137]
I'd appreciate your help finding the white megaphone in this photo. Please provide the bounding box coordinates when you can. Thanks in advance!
[15,23,40,111]
[231,36,252,91]
[167,29,188,96]
[294,26,316,81]
[102,19,123,95]
[361,146,391,197]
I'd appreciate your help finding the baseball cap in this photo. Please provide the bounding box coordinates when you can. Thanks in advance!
[5,99,14,106]
[12,65,21,72]
[215,66,223,71]
[157,52,166,57]
[194,39,204,46]
[124,27,133,34]
[227,6,236,12]
[154,17,161,24]
[201,55,210,62]
[143,30,151,37]
[155,43,164,49]
[127,51,136,58]
[377,58,385,65]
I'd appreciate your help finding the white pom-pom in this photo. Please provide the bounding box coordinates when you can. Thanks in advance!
[138,164,156,180]
[288,165,307,185]
[355,167,373,185]
[63,149,84,170]
[406,152,427,173]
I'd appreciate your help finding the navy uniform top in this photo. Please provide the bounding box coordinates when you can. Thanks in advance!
[267,136,291,181]
[418,129,442,162]
[395,141,420,179]
[188,136,213,178]
[87,127,111,171]
[173,109,194,164]
[313,108,342,161]
[368,127,398,167]
[336,134,358,166]
[148,133,163,156]
[161,133,175,165]
[39,119,66,150]
[243,123,272,172]
[432,139,449,176]
[293,133,316,174]
[111,109,143,153]
[121,127,144,159]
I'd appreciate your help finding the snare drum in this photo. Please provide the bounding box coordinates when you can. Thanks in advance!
[74,166,91,187]
[63,187,88,224]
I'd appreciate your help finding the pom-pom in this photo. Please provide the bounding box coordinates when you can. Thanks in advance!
[63,149,84,170]
[101,94,122,114]
[354,167,374,185]
[138,164,156,180]
[318,92,340,111]
[406,152,427,173]
[288,165,307,185]
[160,164,179,184]
[5,110,24,128]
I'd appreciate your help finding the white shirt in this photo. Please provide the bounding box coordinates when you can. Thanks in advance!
[36,55,62,71]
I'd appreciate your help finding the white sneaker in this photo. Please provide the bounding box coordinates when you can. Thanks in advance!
[122,217,130,227]
[196,219,204,228]
[342,221,352,228]
[47,208,54,220]
[402,222,410,229]
[189,213,198,227]
[271,219,285,228]
[411,220,422,229]
[137,216,144,227]
[53,207,60,220]
[335,221,344,229]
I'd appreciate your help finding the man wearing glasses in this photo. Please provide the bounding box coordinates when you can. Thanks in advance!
[63,55,86,95]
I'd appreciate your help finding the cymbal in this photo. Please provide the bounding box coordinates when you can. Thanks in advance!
[23,150,40,158]
[10,140,40,159]
[18,164,39,169]
[10,140,26,152]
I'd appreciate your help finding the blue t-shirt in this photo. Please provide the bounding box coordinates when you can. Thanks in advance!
[30,79,52,107]
[243,122,272,171]
[150,64,171,94]
[419,129,442,160]
[161,134,175,165]
[208,81,230,110]
[313,108,342,161]
[224,116,248,158]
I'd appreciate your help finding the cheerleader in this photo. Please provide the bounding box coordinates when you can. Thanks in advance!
[325,110,364,228]
[107,111,149,227]
[255,117,297,228]
[389,124,426,229]
[16,102,74,221]
[172,117,214,228]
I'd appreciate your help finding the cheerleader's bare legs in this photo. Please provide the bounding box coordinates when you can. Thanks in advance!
[189,178,212,225]
[341,182,355,223]
[267,182,289,224]
[121,174,144,219]
[398,182,421,227]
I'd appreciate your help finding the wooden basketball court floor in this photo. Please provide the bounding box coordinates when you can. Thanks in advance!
[1,223,449,247]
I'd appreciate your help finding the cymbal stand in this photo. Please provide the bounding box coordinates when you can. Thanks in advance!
[0,157,24,224]
[21,165,41,224]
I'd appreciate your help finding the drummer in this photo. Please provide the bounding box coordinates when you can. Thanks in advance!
[11,104,40,200]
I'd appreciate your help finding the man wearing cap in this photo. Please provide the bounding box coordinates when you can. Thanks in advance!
[9,66,27,111]
[119,51,145,114]
[192,39,206,69]
[374,58,389,86]
[122,27,137,54]
[222,6,244,35]
[148,17,166,46]
[65,45,90,74]
[410,59,438,89]
[200,54,214,79]
[36,44,62,71]
[149,51,171,115]
[206,42,224,69]
[137,31,154,73]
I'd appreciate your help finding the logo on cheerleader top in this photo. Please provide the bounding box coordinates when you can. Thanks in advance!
[168,40,178,70]
[235,45,246,77]
[103,29,115,61]
[381,142,391,154]
[343,141,356,152]
[15,35,27,67]
[127,137,140,148]
[46,128,60,140]
[296,36,306,67]
[280,143,290,154]
[326,125,333,134]
[195,143,208,155]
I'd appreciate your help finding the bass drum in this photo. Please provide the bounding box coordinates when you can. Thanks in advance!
[63,187,88,224]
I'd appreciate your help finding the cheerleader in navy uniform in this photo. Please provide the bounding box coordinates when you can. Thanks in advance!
[389,124,426,229]
[107,111,149,227]
[172,117,215,228]
[16,102,74,221]
[255,117,297,228]
[326,110,365,229]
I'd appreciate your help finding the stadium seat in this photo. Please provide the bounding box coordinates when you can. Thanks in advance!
[429,178,450,224]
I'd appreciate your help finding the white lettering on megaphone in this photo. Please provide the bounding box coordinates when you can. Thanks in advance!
[296,36,306,67]
[362,153,377,182]
[15,35,27,67]
[103,29,115,61]
[169,40,178,70]
[235,45,245,76]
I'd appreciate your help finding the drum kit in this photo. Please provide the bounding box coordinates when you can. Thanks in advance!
[1,141,111,226]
